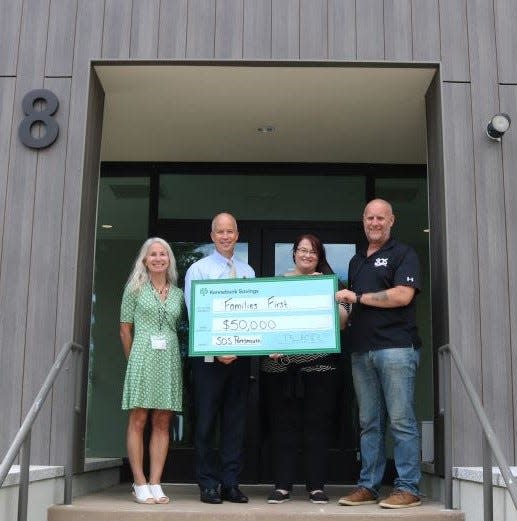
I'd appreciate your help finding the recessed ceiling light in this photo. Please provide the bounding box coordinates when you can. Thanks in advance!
[423,228,430,233]
[257,126,275,133]
[101,224,113,229]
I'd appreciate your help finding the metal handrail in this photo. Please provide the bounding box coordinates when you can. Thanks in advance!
[439,343,517,520]
[0,341,83,520]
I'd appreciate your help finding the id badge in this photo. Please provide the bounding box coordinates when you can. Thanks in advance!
[150,335,168,350]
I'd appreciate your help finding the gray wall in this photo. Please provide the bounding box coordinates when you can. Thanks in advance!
[1,0,516,468]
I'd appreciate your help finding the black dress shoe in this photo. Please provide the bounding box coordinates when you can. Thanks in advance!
[221,486,249,503]
[200,487,222,504]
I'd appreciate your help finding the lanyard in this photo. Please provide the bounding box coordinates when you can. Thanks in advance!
[152,289,172,332]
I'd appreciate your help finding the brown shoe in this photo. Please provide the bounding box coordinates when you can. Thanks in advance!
[378,489,421,508]
[338,487,377,506]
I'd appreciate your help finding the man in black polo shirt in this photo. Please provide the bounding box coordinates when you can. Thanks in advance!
[335,198,422,509]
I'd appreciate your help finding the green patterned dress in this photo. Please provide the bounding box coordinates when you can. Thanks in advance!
[121,282,184,411]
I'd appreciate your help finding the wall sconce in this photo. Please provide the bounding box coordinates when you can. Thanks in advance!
[486,113,511,141]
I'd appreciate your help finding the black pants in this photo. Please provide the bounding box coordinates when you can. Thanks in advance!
[263,370,338,492]
[192,357,250,490]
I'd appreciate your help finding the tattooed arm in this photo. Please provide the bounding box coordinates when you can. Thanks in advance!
[336,286,415,308]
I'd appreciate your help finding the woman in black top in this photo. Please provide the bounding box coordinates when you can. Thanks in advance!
[262,233,348,504]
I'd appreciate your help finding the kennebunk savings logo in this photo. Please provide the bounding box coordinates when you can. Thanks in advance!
[198,287,259,296]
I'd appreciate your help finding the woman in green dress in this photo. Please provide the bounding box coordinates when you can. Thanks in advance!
[120,237,184,504]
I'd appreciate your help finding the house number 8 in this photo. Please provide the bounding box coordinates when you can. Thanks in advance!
[18,89,59,149]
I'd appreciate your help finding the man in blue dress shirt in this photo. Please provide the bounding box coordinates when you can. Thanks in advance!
[185,212,255,504]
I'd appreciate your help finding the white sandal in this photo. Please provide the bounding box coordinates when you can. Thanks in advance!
[148,483,170,504]
[132,483,156,504]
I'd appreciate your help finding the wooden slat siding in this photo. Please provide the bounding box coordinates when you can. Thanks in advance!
[411,0,440,62]
[186,0,216,58]
[0,1,22,75]
[215,0,244,59]
[49,0,104,467]
[45,0,78,76]
[243,0,271,59]
[328,0,356,60]
[69,70,105,470]
[158,0,188,58]
[0,0,50,461]
[0,78,15,262]
[425,71,448,473]
[466,0,513,460]
[22,77,71,463]
[441,82,483,465]
[494,0,517,83]
[439,0,470,82]
[426,73,448,346]
[384,0,412,61]
[0,79,16,435]
[272,0,299,59]
[102,0,132,59]
[356,0,384,60]
[499,85,517,459]
[130,0,160,58]
[299,0,327,60]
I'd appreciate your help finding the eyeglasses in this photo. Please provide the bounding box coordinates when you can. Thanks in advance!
[296,247,318,257]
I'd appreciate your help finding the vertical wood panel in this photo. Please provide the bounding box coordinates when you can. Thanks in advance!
[0,77,16,455]
[0,0,50,461]
[425,72,448,472]
[499,85,517,458]
[272,0,299,59]
[0,0,22,75]
[466,0,513,460]
[411,0,440,62]
[186,0,216,58]
[426,73,447,346]
[131,0,160,58]
[384,0,412,61]
[439,0,470,81]
[441,82,482,465]
[300,0,327,59]
[0,78,15,256]
[215,0,244,59]
[356,0,384,60]
[46,0,78,76]
[158,0,188,58]
[328,0,356,60]
[68,70,105,470]
[243,0,271,59]
[50,0,105,466]
[494,0,517,83]
[23,77,71,462]
[102,0,132,59]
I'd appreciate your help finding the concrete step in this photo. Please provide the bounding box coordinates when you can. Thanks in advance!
[48,484,464,521]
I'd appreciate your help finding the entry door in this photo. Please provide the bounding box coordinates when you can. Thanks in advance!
[154,220,363,484]
[257,224,363,484]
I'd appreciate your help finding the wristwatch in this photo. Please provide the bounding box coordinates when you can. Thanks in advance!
[355,293,362,304]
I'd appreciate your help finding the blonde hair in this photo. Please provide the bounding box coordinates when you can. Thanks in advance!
[125,237,178,292]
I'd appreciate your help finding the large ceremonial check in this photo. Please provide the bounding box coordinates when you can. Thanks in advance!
[189,274,340,356]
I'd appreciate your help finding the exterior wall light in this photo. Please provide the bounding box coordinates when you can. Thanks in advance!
[486,113,511,141]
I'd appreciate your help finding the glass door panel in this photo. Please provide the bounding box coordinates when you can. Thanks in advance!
[259,226,363,484]
[86,176,150,458]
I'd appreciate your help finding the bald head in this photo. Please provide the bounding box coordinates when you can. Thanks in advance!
[211,212,237,232]
[363,199,395,249]
[364,198,393,217]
